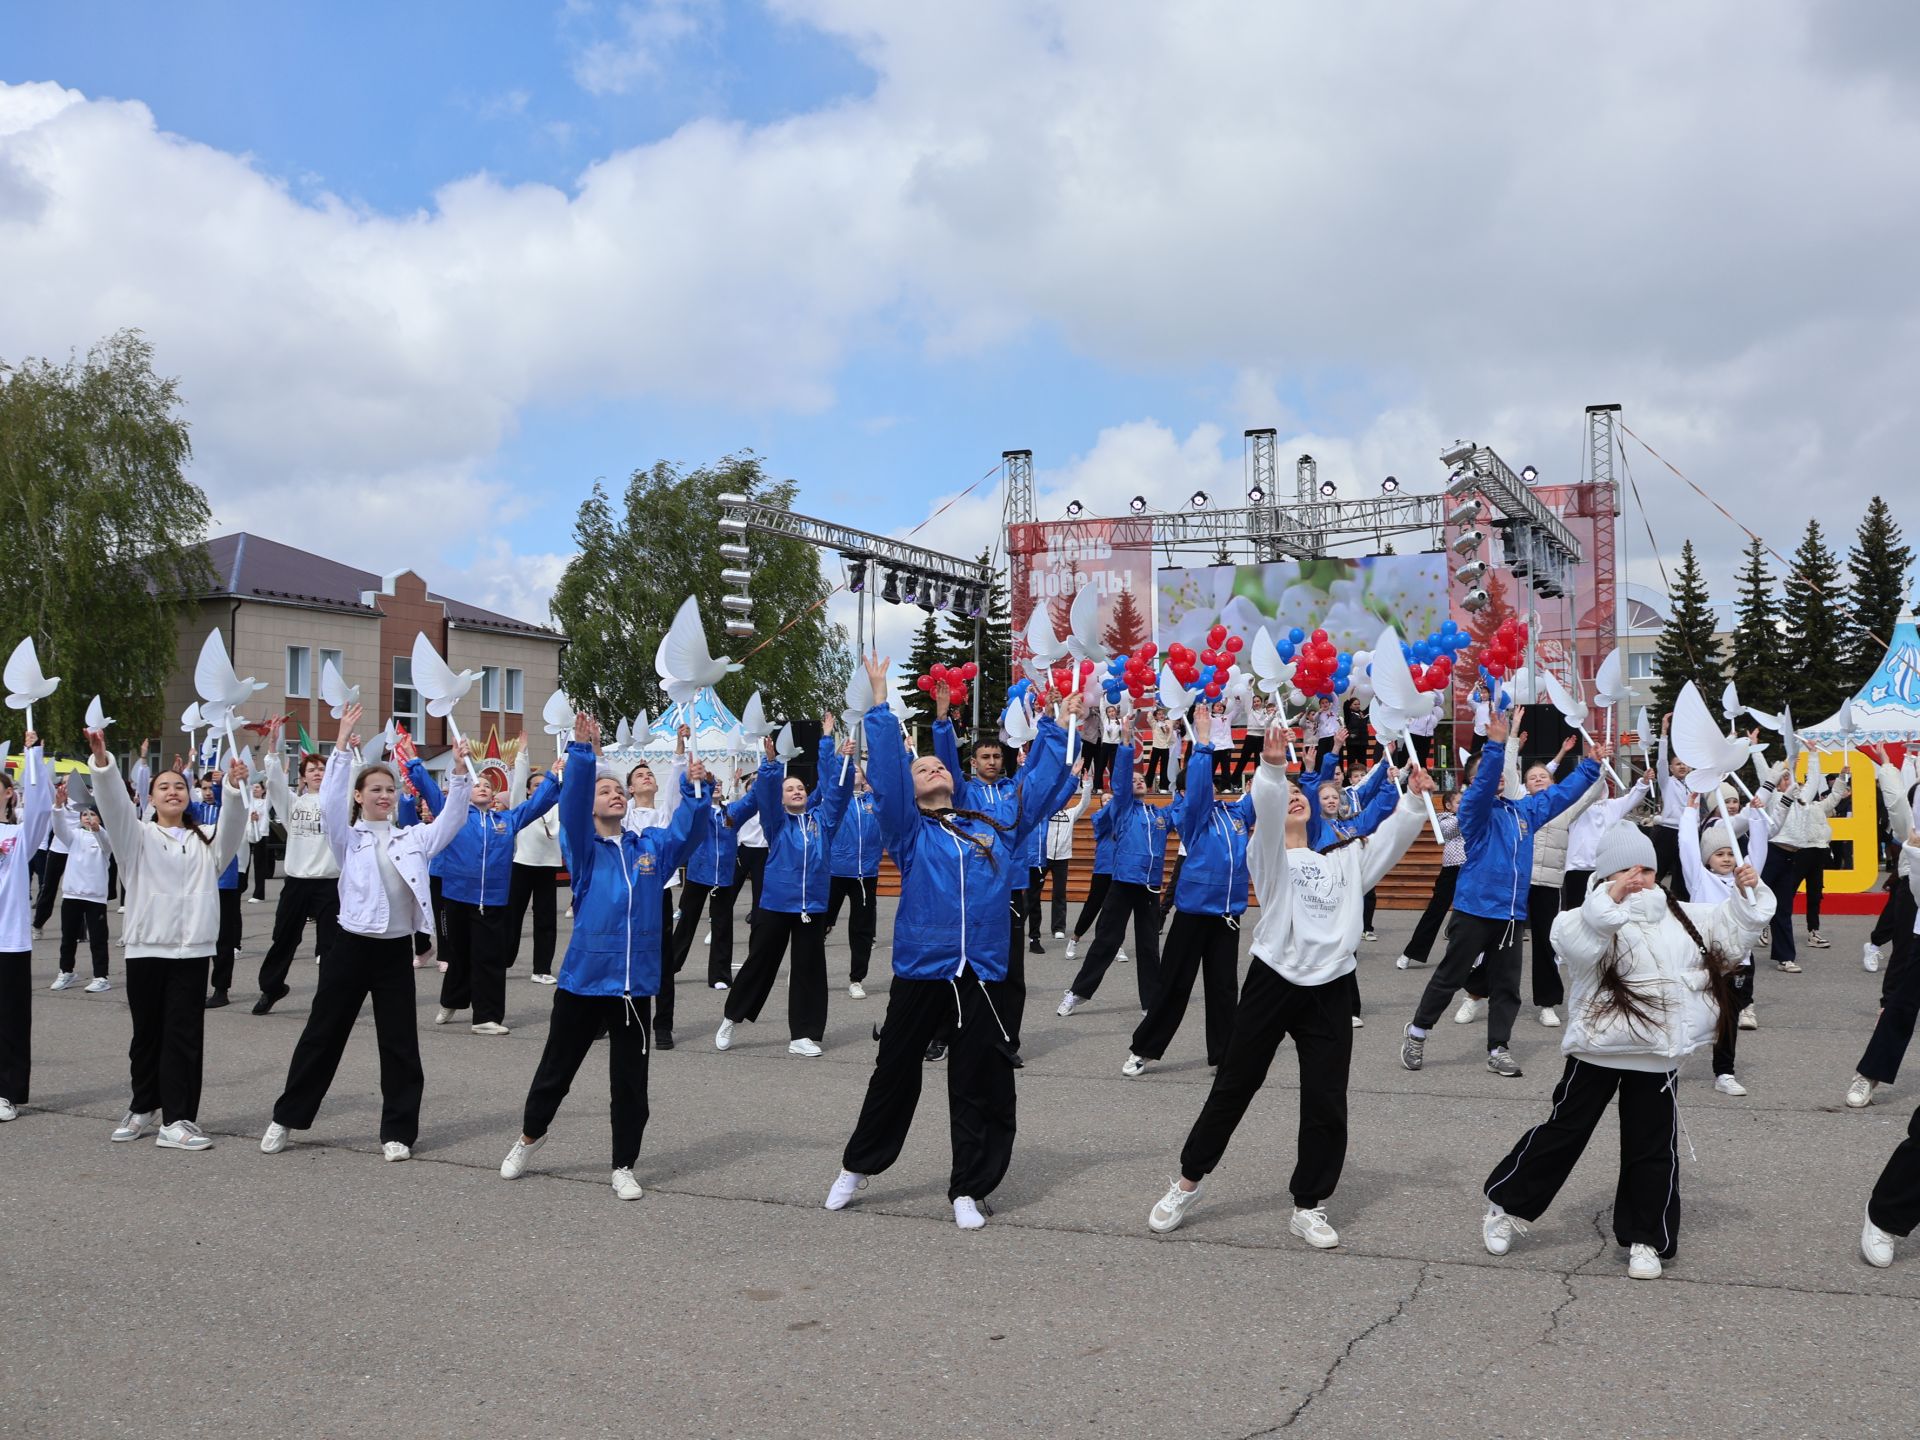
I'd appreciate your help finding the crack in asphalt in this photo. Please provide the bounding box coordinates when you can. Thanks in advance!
[1252,1261,1437,1435]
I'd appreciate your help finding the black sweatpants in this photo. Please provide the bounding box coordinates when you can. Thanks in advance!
[1762,846,1807,965]
[1004,886,1032,1044]
[1803,852,1827,930]
[210,888,243,994]
[737,846,767,920]
[1859,883,1920,1084]
[1711,966,1754,1077]
[58,898,110,979]
[0,951,28,1103]
[1650,825,1684,898]
[1073,872,1111,940]
[521,989,653,1169]
[32,852,65,930]
[1403,865,1458,965]
[724,910,827,1041]
[271,933,423,1145]
[438,899,516,1025]
[251,840,275,899]
[507,863,559,975]
[1132,911,1240,1064]
[125,955,210,1124]
[826,875,879,983]
[1483,1056,1683,1258]
[258,875,341,997]
[1145,749,1169,790]
[669,879,737,988]
[1561,869,1592,912]
[1041,859,1070,935]
[1412,911,1524,1051]
[1527,883,1565,1008]
[1230,732,1263,782]
[1067,880,1164,1010]
[1179,964,1357,1207]
[842,975,1017,1202]
[645,893,682,1037]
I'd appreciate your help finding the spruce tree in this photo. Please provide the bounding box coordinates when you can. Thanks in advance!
[940,549,1012,703]
[902,612,944,737]
[1845,496,1913,691]
[1650,540,1726,720]
[1726,536,1785,718]
[1781,518,1852,722]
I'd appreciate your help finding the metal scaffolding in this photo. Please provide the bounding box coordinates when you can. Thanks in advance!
[717,498,990,585]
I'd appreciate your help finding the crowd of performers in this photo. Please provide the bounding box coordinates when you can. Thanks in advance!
[4,660,1920,1279]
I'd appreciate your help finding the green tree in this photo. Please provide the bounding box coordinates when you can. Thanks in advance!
[549,453,851,728]
[1650,540,1726,719]
[940,548,1012,701]
[1845,496,1913,691]
[1781,518,1851,723]
[902,612,944,737]
[1726,536,1785,718]
[0,331,213,750]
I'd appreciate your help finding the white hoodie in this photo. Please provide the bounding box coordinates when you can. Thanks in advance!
[1045,776,1094,862]
[267,754,340,879]
[52,806,113,905]
[509,748,563,868]
[0,750,55,951]
[91,755,247,959]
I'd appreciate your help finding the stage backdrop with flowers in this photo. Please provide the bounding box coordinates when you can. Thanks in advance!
[1155,556,1449,660]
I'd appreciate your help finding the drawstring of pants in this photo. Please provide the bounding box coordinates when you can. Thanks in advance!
[622,993,649,1054]
[943,971,1014,1046]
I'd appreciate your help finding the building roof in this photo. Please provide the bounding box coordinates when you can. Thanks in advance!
[201,533,563,639]
[1622,581,1735,638]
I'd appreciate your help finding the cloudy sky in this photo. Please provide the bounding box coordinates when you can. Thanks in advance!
[4,0,1917,659]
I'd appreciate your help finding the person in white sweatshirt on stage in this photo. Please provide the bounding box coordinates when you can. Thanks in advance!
[0,737,56,1123]
[1145,723,1435,1248]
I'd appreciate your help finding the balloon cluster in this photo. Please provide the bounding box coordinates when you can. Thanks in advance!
[1473,617,1526,681]
[1404,621,1470,693]
[1283,627,1348,699]
[1166,624,1245,701]
[1050,659,1097,700]
[915,660,978,704]
[1105,642,1160,703]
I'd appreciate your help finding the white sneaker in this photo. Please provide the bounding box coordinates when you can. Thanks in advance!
[848,981,866,999]
[84,977,111,993]
[711,981,729,991]
[1454,996,1485,1024]
[1628,1243,1663,1279]
[788,1038,823,1057]
[1483,1204,1528,1256]
[1847,1076,1879,1108]
[1122,1053,1148,1078]
[1739,1007,1758,1031]
[1864,941,1885,972]
[0,1098,16,1122]
[1713,1074,1748,1097]
[383,1141,412,1162]
[1539,1006,1562,1028]
[1065,938,1078,960]
[1807,931,1832,949]
[500,1134,545,1179]
[50,971,80,991]
[111,1110,154,1143]
[156,1120,213,1151]
[1290,1206,1340,1249]
[1350,1014,1364,1029]
[1057,991,1082,1017]
[953,1196,988,1230]
[1148,1178,1203,1233]
[1053,930,1066,940]
[260,1122,290,1153]
[824,1169,867,1211]
[702,929,711,944]
[1863,1205,1897,1268]
[528,972,554,984]
[611,1167,643,1200]
[247,896,261,904]
[1395,954,1415,970]
[1115,948,1129,965]
[470,1021,510,1036]
[715,1018,735,1051]
[433,1007,459,1025]
[1362,930,1378,943]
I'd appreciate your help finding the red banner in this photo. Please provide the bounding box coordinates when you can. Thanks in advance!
[1007,517,1156,664]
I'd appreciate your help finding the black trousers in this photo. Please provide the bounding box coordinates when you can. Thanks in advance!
[1160,857,1185,932]
[1403,865,1458,964]
[1803,852,1827,929]
[1527,883,1565,1008]
[1073,872,1110,940]
[1412,911,1524,1050]
[644,893,683,1036]
[1145,749,1170,789]
[1711,965,1754,1077]
[438,899,516,1025]
[670,879,737,989]
[1179,964,1357,1207]
[250,840,276,899]
[1037,859,1069,935]
[1860,882,1920,1084]
[507,863,559,975]
[1003,886,1033,1045]
[1561,869,1592,912]
[0,951,28,1103]
[1484,1056,1683,1258]
[1763,847,1809,965]
[1362,888,1377,931]
[724,910,828,1041]
[210,888,243,993]
[1022,871,1043,943]
[1230,732,1263,782]
[1650,825,1683,896]
[738,847,767,920]
[416,876,442,957]
[258,876,341,997]
[125,956,209,1124]
[826,875,879,983]
[1132,911,1240,1064]
[272,933,423,1145]
[1085,739,1109,792]
[1068,880,1164,1009]
[32,852,65,930]
[842,976,1017,1202]
[521,990,652,1169]
[58,898,110,978]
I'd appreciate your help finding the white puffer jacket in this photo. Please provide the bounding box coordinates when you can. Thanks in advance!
[1552,878,1774,1070]
[1763,767,1849,851]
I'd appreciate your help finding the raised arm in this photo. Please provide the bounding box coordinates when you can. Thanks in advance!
[505,769,562,835]
[319,750,356,865]
[651,773,712,873]
[1678,800,1712,897]
[1173,726,1219,838]
[931,718,968,806]
[265,750,296,822]
[1526,758,1603,827]
[86,743,142,872]
[509,744,530,806]
[213,769,250,873]
[556,736,596,882]
[1008,715,1072,854]
[19,746,54,855]
[862,702,919,867]
[813,739,856,836]
[1246,737,1293,944]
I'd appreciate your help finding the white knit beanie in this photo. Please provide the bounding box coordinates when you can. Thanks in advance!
[1699,821,1735,860]
[1591,823,1658,883]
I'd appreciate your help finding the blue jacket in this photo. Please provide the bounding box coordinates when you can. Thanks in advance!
[1454,741,1602,922]
[830,791,883,879]
[396,759,442,830]
[685,793,743,889]
[435,770,561,907]
[866,704,1072,982]
[553,741,707,998]
[1307,757,1394,850]
[754,740,854,915]
[1169,743,1258,916]
[1101,743,1173,887]
[1090,801,1117,875]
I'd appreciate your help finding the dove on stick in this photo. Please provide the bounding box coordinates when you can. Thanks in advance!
[655,595,743,705]
[409,632,480,779]
[85,694,114,732]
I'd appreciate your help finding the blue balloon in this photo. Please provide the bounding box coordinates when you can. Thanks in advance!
[1334,675,1350,694]
[1199,665,1217,686]
[1278,641,1296,662]
[1288,627,1306,645]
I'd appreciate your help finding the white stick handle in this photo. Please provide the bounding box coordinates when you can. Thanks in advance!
[839,751,851,785]
[443,713,480,781]
[1712,784,1752,898]
[1422,788,1445,847]
[24,703,36,785]
[1577,726,1624,788]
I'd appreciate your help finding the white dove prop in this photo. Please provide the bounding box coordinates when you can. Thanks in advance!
[541,690,577,757]
[1368,626,1445,842]
[85,694,113,733]
[1636,706,1654,765]
[1001,694,1039,750]
[180,700,204,760]
[1542,668,1622,787]
[774,722,802,775]
[655,595,742,705]
[613,716,632,750]
[737,693,773,742]
[838,663,874,783]
[320,657,362,721]
[1060,582,1107,752]
[1721,680,1744,735]
[5,637,60,777]
[1672,681,1763,891]
[192,629,265,757]
[409,632,480,779]
[1157,662,1203,789]
[1248,627,1299,763]
[1592,647,1629,744]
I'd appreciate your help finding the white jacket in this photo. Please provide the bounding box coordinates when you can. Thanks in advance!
[1679,803,1770,968]
[1045,777,1094,861]
[245,796,273,845]
[1552,876,1774,1071]
[90,755,247,959]
[1877,763,1915,879]
[0,750,55,951]
[509,749,563,867]
[1762,768,1849,851]
[267,754,340,879]
[1565,777,1650,873]
[323,751,473,938]
[52,806,113,905]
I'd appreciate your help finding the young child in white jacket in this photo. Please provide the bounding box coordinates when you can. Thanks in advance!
[1147,725,1435,1248]
[1680,793,1772,1096]
[1480,823,1771,1280]
[50,803,114,992]
[87,729,249,1151]
[0,739,56,1122]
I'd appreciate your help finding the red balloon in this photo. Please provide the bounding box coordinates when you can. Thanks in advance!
[961,662,978,680]
[1140,643,1158,659]
[916,675,935,692]
[1205,682,1224,698]
[1223,635,1244,653]
[930,663,947,680]
[1311,628,1328,644]
[1208,623,1228,648]
[1079,659,1095,675]
[1200,649,1218,667]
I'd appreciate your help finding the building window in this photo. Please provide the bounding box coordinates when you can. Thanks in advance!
[286,646,311,697]
[1628,652,1657,680]
[504,668,524,713]
[480,665,501,711]
[392,656,424,739]
[319,648,343,687]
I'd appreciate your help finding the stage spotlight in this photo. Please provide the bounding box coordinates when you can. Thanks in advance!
[1247,484,1265,503]
[724,618,755,638]
[1461,588,1490,612]
[1450,529,1484,556]
[1066,500,1084,517]
[844,557,867,593]
[1381,476,1399,493]
[934,581,954,611]
[721,567,753,588]
[1446,499,1481,527]
[881,569,901,605]
[1190,490,1210,508]
[966,587,985,619]
[721,594,752,615]
[1453,560,1488,585]
[1440,441,1477,467]
[1128,495,1148,513]
[718,515,747,536]
[719,542,751,563]
[1319,479,1337,498]
[901,573,920,604]
[1521,465,1539,483]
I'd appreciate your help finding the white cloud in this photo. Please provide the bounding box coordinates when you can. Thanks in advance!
[568,0,716,95]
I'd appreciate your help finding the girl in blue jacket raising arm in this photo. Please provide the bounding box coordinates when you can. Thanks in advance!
[825,655,1081,1230]
[499,715,709,1201]
[825,769,883,999]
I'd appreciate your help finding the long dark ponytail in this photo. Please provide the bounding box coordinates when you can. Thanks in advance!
[1584,886,1742,1044]
[924,805,1012,869]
